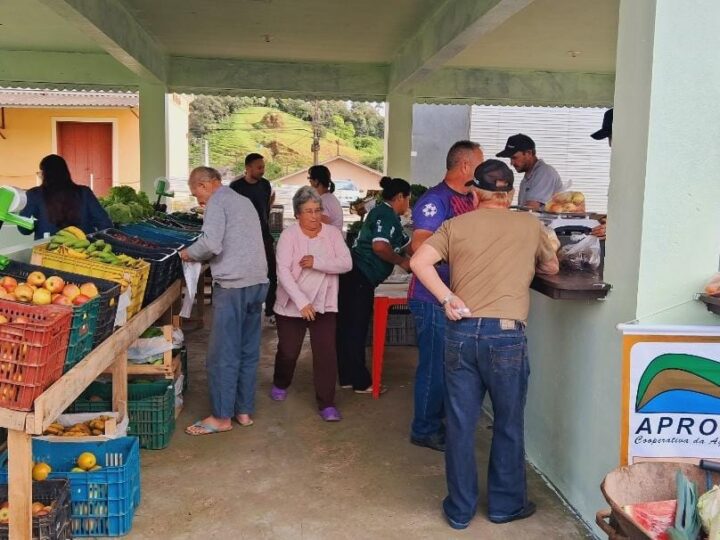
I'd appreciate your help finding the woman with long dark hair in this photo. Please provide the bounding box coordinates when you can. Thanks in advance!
[20,154,112,239]
[335,176,412,393]
[307,165,344,230]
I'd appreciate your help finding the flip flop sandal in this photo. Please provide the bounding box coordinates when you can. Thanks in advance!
[185,420,232,436]
[233,417,254,427]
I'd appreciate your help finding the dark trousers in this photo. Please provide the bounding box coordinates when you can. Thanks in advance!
[263,234,277,316]
[443,318,529,525]
[336,266,374,390]
[273,313,337,409]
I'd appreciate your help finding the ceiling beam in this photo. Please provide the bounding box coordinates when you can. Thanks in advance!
[168,57,389,101]
[414,68,615,107]
[389,0,534,93]
[0,51,137,89]
[37,0,167,83]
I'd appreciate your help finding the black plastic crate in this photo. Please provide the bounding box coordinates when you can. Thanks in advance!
[366,305,416,346]
[0,479,72,540]
[89,233,180,307]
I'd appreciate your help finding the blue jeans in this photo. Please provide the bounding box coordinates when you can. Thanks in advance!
[442,318,530,525]
[409,300,446,440]
[206,283,268,418]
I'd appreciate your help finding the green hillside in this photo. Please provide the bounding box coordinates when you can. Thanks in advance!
[189,106,383,180]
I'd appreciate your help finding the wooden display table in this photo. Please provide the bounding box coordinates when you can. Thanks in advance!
[2,280,182,540]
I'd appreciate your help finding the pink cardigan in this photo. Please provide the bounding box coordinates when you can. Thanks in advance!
[274,223,352,317]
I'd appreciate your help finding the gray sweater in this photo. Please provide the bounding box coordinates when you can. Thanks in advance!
[186,185,268,289]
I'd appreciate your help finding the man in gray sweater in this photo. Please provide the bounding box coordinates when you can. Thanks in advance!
[181,166,268,435]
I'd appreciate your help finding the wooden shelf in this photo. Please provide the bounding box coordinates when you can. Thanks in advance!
[531,271,611,300]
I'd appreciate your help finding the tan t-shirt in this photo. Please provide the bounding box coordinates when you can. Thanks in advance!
[425,209,555,321]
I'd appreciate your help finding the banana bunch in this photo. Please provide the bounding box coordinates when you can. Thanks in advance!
[43,415,111,437]
[48,229,144,269]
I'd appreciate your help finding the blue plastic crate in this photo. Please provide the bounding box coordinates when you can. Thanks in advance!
[0,437,141,537]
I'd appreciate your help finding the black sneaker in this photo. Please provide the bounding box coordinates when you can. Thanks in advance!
[488,501,537,524]
[410,433,446,452]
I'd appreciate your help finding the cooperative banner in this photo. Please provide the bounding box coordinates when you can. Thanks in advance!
[621,332,720,465]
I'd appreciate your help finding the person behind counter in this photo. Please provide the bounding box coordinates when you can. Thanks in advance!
[270,186,352,421]
[590,108,614,240]
[20,154,112,239]
[410,160,559,530]
[496,134,562,210]
[307,165,344,230]
[336,176,412,394]
[407,140,483,453]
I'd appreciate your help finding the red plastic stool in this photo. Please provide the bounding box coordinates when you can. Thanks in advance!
[371,294,408,399]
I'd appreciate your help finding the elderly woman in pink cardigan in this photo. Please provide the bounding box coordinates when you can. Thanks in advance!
[270,186,352,421]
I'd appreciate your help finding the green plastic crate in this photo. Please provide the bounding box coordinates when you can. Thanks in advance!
[64,296,101,372]
[68,380,176,450]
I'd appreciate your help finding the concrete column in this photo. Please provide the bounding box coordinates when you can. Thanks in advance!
[139,82,168,194]
[608,0,720,318]
[383,93,414,180]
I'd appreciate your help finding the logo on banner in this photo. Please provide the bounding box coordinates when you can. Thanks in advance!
[635,354,720,414]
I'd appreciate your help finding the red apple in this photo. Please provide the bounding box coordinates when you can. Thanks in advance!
[72,294,90,306]
[62,284,80,301]
[0,277,17,293]
[52,295,72,306]
[27,272,46,287]
[44,276,65,294]
[13,284,34,303]
[79,283,99,299]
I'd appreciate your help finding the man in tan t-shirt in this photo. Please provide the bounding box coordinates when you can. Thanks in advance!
[410,159,559,530]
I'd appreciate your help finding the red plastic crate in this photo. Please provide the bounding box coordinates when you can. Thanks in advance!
[0,301,72,411]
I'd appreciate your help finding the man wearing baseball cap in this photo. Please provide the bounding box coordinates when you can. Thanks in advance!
[496,134,562,209]
[410,159,559,530]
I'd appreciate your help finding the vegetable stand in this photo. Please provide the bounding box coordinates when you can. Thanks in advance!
[2,280,181,539]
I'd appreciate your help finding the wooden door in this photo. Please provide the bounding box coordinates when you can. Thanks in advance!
[57,122,113,196]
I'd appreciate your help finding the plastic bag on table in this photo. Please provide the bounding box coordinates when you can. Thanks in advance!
[557,234,601,271]
[172,327,184,348]
[545,191,586,214]
[128,335,173,363]
[705,273,720,297]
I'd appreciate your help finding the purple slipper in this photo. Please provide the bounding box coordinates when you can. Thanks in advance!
[319,406,342,422]
[270,386,287,401]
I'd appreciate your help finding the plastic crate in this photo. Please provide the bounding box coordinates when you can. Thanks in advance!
[101,229,178,250]
[70,380,176,450]
[118,224,189,249]
[88,233,181,307]
[366,305,416,347]
[0,301,72,411]
[32,245,150,321]
[122,223,197,244]
[269,206,283,234]
[0,479,72,540]
[0,261,104,372]
[0,437,140,537]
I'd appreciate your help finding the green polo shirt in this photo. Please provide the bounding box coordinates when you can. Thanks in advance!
[352,202,410,286]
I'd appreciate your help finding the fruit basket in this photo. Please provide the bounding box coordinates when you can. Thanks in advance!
[31,245,150,321]
[0,479,72,540]
[88,233,181,307]
[0,262,110,371]
[69,380,176,450]
[0,301,72,411]
[0,437,141,537]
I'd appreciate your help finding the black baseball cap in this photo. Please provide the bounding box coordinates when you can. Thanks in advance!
[591,108,613,140]
[496,134,535,158]
[473,160,514,192]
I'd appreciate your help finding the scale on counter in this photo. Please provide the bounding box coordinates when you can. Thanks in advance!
[153,177,175,212]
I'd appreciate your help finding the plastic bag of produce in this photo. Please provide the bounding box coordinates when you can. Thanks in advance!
[698,485,720,540]
[557,234,601,271]
[705,274,720,297]
[545,191,586,214]
[127,336,173,363]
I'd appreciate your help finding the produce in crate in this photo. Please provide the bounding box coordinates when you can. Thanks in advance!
[32,462,51,481]
[98,185,155,225]
[0,500,53,521]
[44,415,112,437]
[0,269,99,309]
[545,191,586,214]
[48,228,146,271]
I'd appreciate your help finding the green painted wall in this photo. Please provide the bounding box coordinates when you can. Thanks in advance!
[139,83,168,194]
[523,0,720,533]
[384,93,414,180]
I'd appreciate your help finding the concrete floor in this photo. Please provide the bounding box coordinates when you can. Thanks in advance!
[129,319,592,539]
